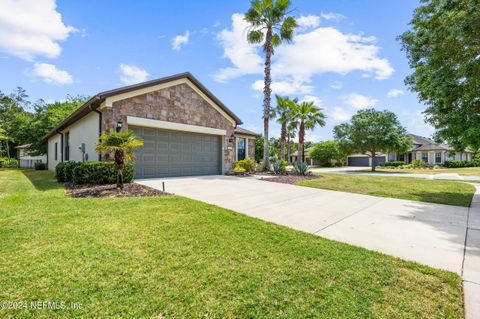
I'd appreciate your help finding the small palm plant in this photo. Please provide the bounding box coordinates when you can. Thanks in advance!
[95,130,144,189]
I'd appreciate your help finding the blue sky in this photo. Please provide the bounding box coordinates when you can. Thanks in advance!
[0,0,432,141]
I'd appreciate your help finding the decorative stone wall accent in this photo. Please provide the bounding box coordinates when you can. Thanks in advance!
[248,138,255,160]
[101,83,236,171]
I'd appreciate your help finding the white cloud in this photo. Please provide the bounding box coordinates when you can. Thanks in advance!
[297,15,320,31]
[409,110,434,134]
[344,93,378,109]
[214,14,263,82]
[300,95,323,108]
[330,81,343,90]
[215,14,394,92]
[31,62,73,85]
[320,12,345,21]
[0,0,76,60]
[252,79,313,95]
[330,107,352,121]
[119,64,149,85]
[172,30,190,51]
[387,89,404,97]
[274,27,394,81]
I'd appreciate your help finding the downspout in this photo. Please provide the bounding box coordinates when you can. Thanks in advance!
[90,103,102,161]
[56,130,64,162]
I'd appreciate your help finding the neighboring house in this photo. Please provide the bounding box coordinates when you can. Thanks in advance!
[289,149,321,166]
[347,133,474,167]
[44,73,259,178]
[15,144,47,168]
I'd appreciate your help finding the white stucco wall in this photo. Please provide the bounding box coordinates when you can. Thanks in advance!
[47,134,62,170]
[47,112,100,170]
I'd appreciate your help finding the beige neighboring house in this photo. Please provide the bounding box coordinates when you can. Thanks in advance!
[346,133,474,167]
[15,144,47,168]
[43,72,259,178]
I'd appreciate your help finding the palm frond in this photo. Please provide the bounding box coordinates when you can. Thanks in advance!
[247,30,264,44]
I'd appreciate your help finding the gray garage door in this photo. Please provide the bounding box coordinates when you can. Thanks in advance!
[373,156,386,166]
[131,126,222,178]
[348,156,369,166]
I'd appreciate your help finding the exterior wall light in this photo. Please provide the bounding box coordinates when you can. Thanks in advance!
[116,120,123,133]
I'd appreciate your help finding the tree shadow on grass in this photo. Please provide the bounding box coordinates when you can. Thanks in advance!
[21,169,63,192]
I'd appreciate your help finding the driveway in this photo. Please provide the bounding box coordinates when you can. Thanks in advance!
[137,175,477,275]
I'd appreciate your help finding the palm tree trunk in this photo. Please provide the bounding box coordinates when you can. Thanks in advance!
[297,121,305,164]
[286,135,290,162]
[280,121,286,160]
[262,27,273,170]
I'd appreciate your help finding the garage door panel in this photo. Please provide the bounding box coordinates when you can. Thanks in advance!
[132,126,222,178]
[348,156,369,166]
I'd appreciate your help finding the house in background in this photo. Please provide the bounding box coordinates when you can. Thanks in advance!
[347,133,474,167]
[289,148,321,166]
[43,72,259,178]
[15,144,47,168]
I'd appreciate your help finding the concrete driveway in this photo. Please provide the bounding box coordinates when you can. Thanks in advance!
[137,175,475,275]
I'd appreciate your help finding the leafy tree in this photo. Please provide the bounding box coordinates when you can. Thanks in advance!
[334,109,411,171]
[254,136,264,162]
[95,130,144,189]
[399,0,480,152]
[272,95,295,160]
[245,0,297,170]
[0,124,7,157]
[290,101,326,164]
[309,141,345,166]
[28,96,87,155]
[0,89,28,157]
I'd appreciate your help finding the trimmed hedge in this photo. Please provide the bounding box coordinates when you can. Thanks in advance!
[34,162,47,170]
[0,157,19,168]
[380,161,406,167]
[55,161,80,183]
[56,161,134,184]
[444,160,480,168]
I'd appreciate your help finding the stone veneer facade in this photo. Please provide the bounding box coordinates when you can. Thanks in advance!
[101,83,238,171]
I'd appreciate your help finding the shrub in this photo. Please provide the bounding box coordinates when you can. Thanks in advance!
[271,159,288,174]
[333,162,344,167]
[234,157,255,172]
[233,166,246,173]
[294,162,310,175]
[380,161,406,168]
[444,160,480,168]
[72,162,134,185]
[0,157,18,168]
[34,162,46,170]
[55,161,80,183]
[411,159,426,168]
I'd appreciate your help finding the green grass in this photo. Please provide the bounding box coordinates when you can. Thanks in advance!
[297,173,475,207]
[0,169,464,318]
[374,167,480,176]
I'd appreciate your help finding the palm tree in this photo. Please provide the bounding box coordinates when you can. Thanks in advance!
[290,101,326,164]
[245,0,297,170]
[272,95,295,160]
[95,130,144,189]
[286,120,297,162]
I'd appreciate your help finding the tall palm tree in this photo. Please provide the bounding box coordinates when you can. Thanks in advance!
[96,130,144,189]
[272,95,295,160]
[290,101,326,164]
[245,0,297,170]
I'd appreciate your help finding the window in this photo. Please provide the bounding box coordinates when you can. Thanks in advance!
[64,132,70,161]
[236,137,246,161]
[398,154,405,162]
[422,152,428,163]
[435,152,442,164]
[54,142,58,160]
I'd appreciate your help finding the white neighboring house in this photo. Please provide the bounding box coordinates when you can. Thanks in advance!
[346,134,474,167]
[15,144,47,168]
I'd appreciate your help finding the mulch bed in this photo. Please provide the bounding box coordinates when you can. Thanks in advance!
[258,172,321,185]
[67,183,169,198]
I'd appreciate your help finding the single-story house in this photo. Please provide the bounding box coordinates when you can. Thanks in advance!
[347,133,474,167]
[44,72,259,178]
[15,144,47,168]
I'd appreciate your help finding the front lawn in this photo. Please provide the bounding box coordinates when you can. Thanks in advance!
[374,167,480,176]
[0,169,463,318]
[297,173,475,206]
